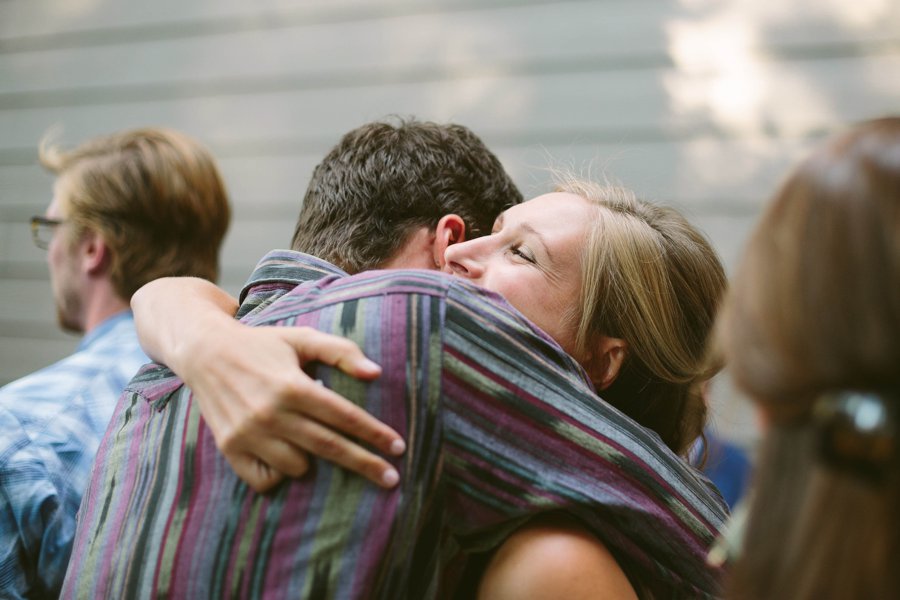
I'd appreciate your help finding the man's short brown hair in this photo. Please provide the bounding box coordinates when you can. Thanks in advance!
[291,118,522,273]
[40,127,231,299]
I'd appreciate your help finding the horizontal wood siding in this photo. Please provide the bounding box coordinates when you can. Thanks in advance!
[1,0,898,442]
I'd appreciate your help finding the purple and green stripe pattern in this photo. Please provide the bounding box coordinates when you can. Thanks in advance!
[61,251,727,599]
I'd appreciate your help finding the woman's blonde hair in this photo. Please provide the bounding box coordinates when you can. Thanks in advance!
[716,117,900,599]
[556,176,727,455]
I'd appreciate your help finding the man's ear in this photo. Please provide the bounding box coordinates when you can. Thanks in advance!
[433,214,466,269]
[80,230,111,277]
[586,336,628,390]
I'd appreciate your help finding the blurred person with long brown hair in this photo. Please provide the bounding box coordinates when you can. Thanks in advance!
[715,116,900,599]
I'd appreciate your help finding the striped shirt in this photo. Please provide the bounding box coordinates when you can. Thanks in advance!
[0,311,148,599]
[62,251,727,599]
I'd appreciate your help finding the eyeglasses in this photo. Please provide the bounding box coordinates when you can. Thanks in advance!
[30,216,66,250]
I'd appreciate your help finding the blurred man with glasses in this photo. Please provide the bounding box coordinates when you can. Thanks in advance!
[0,128,231,599]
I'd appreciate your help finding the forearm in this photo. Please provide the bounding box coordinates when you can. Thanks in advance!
[131,277,239,372]
[131,276,403,492]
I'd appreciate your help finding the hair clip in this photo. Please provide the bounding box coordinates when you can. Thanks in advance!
[814,391,896,485]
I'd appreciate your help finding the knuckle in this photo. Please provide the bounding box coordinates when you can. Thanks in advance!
[311,432,343,458]
[294,326,316,340]
[338,407,365,431]
[333,337,356,351]
[218,427,241,453]
[285,455,310,478]
[283,378,309,399]
[251,404,279,428]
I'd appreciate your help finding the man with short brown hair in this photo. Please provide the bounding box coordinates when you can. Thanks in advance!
[62,121,727,599]
[0,128,231,598]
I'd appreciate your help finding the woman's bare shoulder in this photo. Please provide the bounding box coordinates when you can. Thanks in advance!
[476,514,639,600]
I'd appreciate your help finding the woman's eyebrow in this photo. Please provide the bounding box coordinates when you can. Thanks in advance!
[518,222,553,263]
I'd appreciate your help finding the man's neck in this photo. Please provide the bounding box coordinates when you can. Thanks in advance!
[379,227,437,270]
[80,282,130,334]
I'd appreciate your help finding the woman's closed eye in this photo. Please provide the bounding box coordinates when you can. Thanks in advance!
[509,245,536,264]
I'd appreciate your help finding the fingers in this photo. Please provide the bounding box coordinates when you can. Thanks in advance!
[284,373,406,458]
[276,413,400,488]
[257,326,406,456]
[286,327,383,380]
[230,454,286,493]
[241,437,311,480]
[226,420,400,491]
[216,421,311,490]
[218,408,400,491]
[194,326,407,491]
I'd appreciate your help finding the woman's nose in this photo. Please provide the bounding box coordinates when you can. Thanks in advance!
[444,243,485,279]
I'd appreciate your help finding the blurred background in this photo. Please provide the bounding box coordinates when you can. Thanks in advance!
[2,0,898,454]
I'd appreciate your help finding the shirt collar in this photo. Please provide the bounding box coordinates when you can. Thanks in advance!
[238,249,348,305]
[77,310,134,351]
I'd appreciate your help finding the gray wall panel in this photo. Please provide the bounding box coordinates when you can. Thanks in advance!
[2,0,899,442]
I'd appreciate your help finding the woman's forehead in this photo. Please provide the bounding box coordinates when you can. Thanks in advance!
[504,192,588,219]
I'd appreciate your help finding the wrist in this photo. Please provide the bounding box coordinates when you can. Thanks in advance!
[170,309,237,375]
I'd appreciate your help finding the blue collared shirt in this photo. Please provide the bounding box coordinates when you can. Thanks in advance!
[0,311,148,599]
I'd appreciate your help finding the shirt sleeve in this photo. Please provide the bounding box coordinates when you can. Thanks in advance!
[440,280,727,598]
[0,408,75,599]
